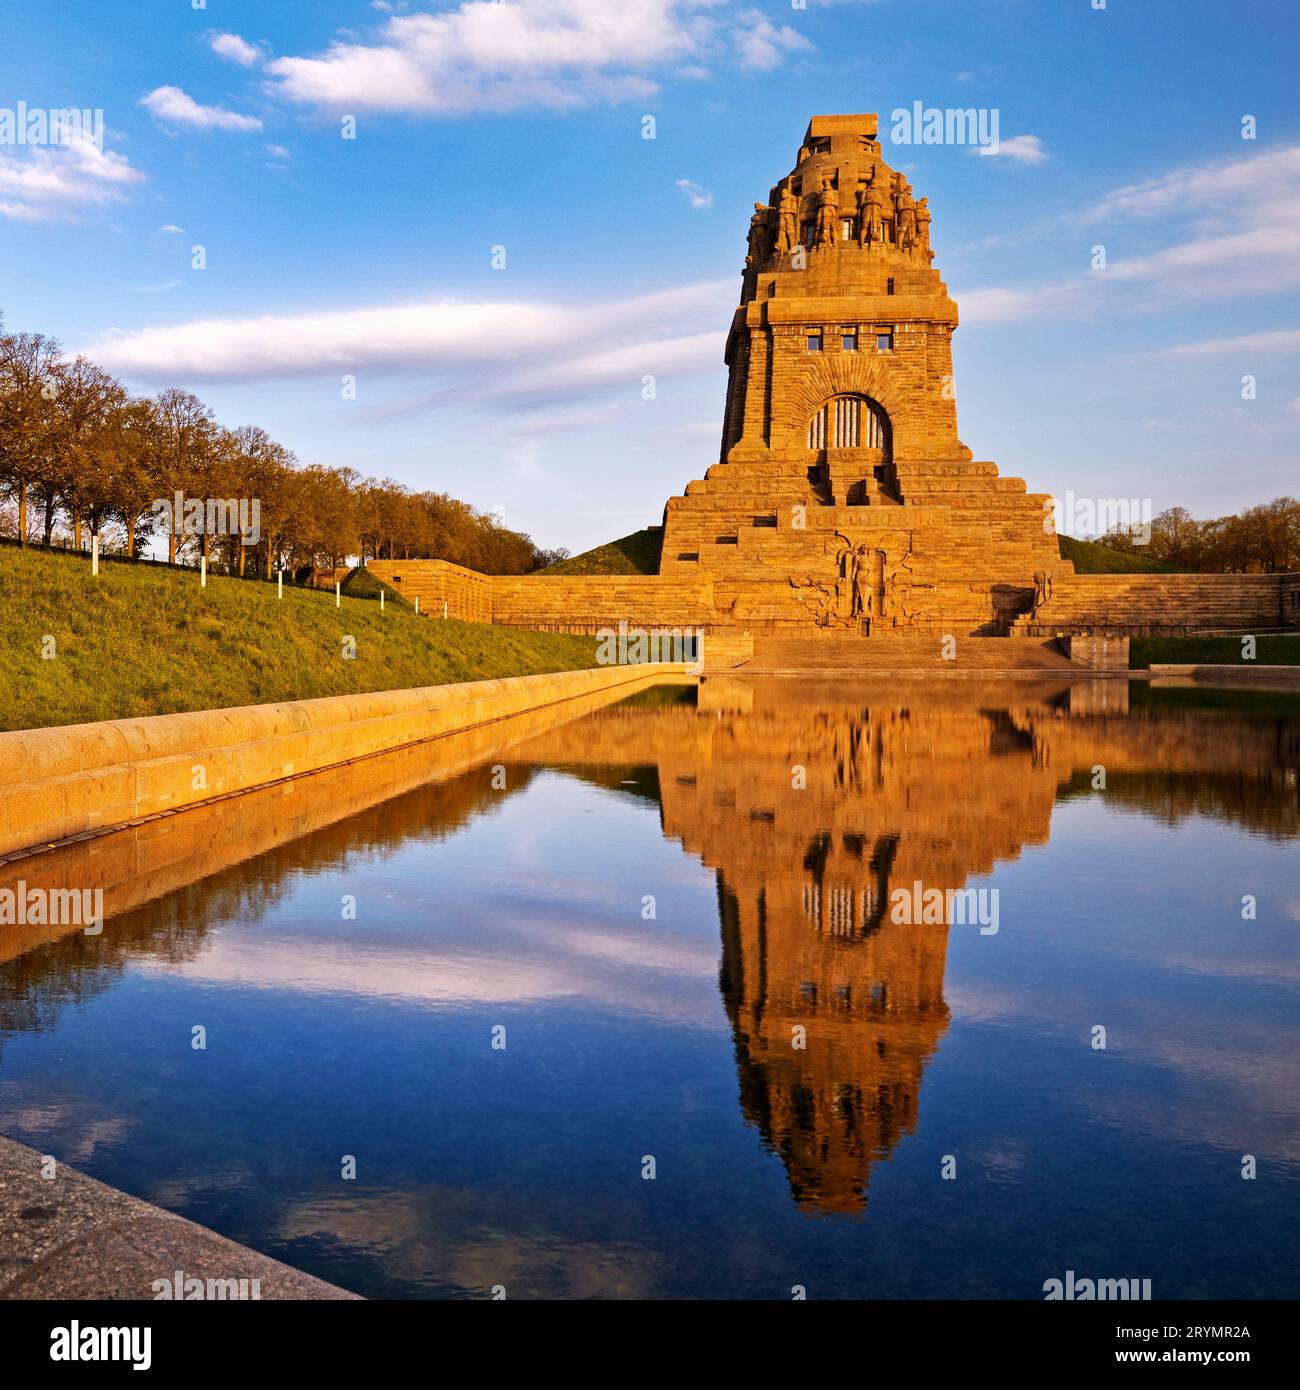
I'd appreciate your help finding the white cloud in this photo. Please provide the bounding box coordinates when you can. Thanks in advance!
[0,134,144,221]
[958,281,1091,325]
[960,142,1300,323]
[263,1,804,115]
[140,85,263,133]
[1084,144,1300,223]
[1165,328,1300,359]
[732,9,813,72]
[264,143,291,161]
[209,32,263,67]
[977,133,1047,165]
[158,222,186,234]
[80,280,734,415]
[265,0,707,114]
[675,178,713,209]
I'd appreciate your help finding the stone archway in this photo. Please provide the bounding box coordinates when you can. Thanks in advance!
[806,392,896,506]
[781,353,905,451]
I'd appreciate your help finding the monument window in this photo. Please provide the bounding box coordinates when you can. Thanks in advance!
[842,333,857,352]
[841,218,854,241]
[877,331,894,351]
[801,220,814,245]
[807,333,823,352]
[886,277,895,295]
[808,394,888,451]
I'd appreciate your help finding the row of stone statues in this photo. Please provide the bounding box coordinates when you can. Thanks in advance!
[746,165,933,266]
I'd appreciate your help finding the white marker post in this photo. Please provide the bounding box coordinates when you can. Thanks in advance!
[336,580,341,608]
[443,600,448,620]
[91,534,99,577]
[277,568,283,600]
[415,596,420,615]
[200,554,207,588]
[380,589,385,612]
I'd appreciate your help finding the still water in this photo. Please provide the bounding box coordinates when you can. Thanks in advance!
[1,677,1298,1299]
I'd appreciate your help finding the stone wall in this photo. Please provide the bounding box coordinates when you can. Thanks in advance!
[368,558,492,621]
[490,574,715,634]
[1014,573,1288,636]
[0,664,685,858]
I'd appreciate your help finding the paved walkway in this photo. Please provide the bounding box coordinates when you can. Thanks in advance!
[0,1135,358,1300]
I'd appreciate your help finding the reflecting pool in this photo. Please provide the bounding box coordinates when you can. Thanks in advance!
[1,677,1298,1298]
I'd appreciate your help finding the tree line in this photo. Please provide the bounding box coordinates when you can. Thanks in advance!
[1100,500,1298,573]
[0,313,568,578]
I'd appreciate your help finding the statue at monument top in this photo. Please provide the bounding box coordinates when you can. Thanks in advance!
[895,175,917,253]
[915,196,933,260]
[746,201,773,267]
[814,179,839,248]
[736,115,947,294]
[775,183,799,258]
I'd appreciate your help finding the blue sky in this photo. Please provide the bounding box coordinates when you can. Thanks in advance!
[1,0,1297,552]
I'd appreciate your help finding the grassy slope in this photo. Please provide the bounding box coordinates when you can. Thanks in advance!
[539,527,662,576]
[1058,534,1183,573]
[0,547,599,732]
[1129,635,1300,669]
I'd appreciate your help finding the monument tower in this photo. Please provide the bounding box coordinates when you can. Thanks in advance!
[658,114,1066,635]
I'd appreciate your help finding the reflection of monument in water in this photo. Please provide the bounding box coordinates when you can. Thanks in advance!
[670,685,1056,1215]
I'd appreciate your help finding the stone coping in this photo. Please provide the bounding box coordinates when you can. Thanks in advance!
[1147,664,1300,685]
[0,1134,358,1301]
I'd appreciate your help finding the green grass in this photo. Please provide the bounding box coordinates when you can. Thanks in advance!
[539,526,663,575]
[339,565,410,605]
[1127,683,1300,718]
[1058,534,1184,573]
[1129,635,1300,669]
[0,545,600,731]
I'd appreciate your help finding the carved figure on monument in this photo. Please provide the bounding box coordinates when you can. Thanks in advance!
[864,167,888,245]
[915,196,933,260]
[746,202,773,266]
[896,176,917,253]
[789,576,840,627]
[1031,570,1054,613]
[775,184,799,257]
[815,179,839,248]
[833,536,876,620]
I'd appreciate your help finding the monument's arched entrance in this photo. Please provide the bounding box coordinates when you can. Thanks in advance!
[807,394,897,506]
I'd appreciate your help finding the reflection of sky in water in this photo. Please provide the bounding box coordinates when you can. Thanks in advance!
[1,688,1298,1299]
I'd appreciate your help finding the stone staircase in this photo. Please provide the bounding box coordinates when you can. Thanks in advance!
[742,633,1078,674]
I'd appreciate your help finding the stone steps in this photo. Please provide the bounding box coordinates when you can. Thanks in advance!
[745,634,1077,672]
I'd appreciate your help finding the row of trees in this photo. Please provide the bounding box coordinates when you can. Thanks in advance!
[0,314,567,577]
[1101,499,1299,574]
